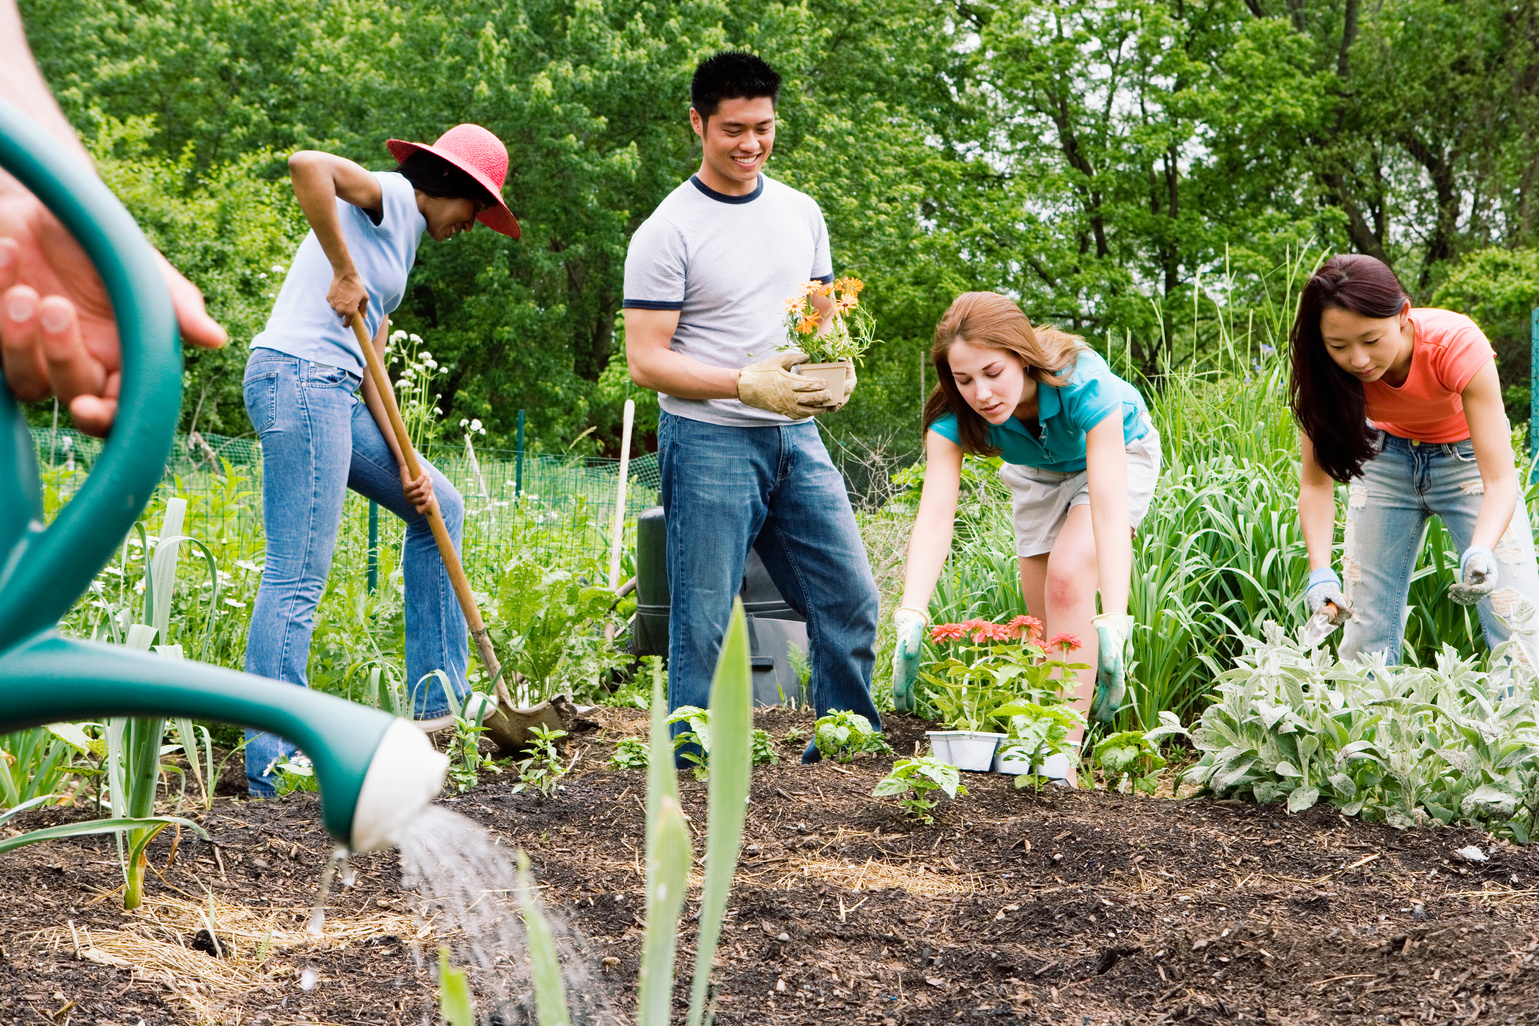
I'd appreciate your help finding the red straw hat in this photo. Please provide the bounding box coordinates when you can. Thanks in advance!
[386,124,521,239]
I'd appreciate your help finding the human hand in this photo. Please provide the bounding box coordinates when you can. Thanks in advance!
[400,464,435,514]
[0,188,226,436]
[327,270,367,322]
[1304,566,1352,622]
[1450,546,1497,606]
[1089,613,1134,725]
[736,350,831,419]
[889,606,927,714]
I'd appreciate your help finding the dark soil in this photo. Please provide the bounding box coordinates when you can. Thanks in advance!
[4,707,1538,1025]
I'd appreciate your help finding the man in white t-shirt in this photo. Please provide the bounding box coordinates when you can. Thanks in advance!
[624,52,881,763]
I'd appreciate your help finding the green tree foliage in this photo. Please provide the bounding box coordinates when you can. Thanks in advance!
[19,0,1539,453]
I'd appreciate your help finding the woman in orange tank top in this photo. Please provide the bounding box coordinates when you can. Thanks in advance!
[1290,254,1539,668]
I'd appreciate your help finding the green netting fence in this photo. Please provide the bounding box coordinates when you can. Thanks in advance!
[32,427,661,580]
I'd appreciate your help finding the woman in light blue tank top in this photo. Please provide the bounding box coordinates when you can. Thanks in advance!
[888,292,1161,785]
[240,125,521,797]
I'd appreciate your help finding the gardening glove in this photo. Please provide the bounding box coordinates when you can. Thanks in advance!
[890,606,927,713]
[838,357,857,406]
[1450,546,1498,606]
[1304,566,1352,623]
[737,350,832,419]
[1089,613,1134,725]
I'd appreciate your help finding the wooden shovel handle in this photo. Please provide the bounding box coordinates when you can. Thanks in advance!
[349,312,508,707]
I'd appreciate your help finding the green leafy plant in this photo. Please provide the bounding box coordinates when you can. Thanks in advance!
[491,555,626,705]
[871,756,967,824]
[751,728,778,767]
[999,702,1086,790]
[610,737,650,770]
[813,711,892,762]
[443,689,498,794]
[512,726,568,798]
[1177,623,1539,840]
[782,724,807,746]
[436,945,476,1026]
[1093,730,1168,794]
[272,754,320,796]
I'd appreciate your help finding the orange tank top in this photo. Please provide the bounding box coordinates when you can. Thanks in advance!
[1362,308,1495,443]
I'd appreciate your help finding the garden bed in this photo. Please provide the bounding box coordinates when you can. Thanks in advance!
[3,707,1538,1025]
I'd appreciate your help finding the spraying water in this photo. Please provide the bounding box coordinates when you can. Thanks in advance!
[307,846,350,937]
[397,806,624,1025]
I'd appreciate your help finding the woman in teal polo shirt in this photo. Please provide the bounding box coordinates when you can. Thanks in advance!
[890,292,1162,782]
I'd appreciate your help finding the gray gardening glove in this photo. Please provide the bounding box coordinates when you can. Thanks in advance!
[1304,567,1352,623]
[737,351,831,419]
[1450,546,1498,605]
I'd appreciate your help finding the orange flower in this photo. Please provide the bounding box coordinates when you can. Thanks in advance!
[1047,632,1082,652]
[796,314,820,335]
[784,296,802,314]
[930,623,967,643]
[834,276,864,296]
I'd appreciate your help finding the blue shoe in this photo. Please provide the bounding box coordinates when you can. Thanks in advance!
[801,739,821,764]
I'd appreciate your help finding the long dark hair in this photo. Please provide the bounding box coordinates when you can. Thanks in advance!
[393,150,495,206]
[1288,254,1409,482]
[923,292,1084,456]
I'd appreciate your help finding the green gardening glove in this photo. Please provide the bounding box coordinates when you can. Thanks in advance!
[890,607,927,714]
[1090,614,1134,725]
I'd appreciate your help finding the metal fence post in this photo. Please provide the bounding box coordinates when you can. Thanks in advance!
[1531,309,1539,484]
[367,499,378,592]
[515,408,525,499]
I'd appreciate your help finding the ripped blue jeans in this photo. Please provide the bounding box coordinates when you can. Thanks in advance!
[1340,431,1539,667]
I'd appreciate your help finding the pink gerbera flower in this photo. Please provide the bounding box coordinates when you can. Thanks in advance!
[930,623,967,643]
[1047,632,1082,652]
[973,621,1014,643]
[1006,615,1043,640]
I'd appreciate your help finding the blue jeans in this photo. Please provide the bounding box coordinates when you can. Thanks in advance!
[659,412,880,747]
[1341,431,1539,667]
[242,349,469,795]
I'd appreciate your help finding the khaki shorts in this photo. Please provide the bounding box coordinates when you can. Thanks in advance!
[998,424,1162,558]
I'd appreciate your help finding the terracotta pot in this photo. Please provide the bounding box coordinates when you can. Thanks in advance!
[793,361,851,410]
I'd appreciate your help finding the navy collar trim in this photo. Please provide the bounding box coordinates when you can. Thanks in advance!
[690,174,764,204]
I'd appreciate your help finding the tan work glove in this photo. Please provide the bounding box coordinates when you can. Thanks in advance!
[737,351,832,419]
[838,357,857,407]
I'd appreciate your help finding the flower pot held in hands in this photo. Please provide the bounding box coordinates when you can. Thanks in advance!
[792,361,852,410]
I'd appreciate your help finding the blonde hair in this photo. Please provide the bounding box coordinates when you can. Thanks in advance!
[923,291,1087,455]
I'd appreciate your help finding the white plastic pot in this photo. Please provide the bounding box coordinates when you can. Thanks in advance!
[992,745,1034,775]
[792,361,852,410]
[924,730,961,764]
[944,730,1005,772]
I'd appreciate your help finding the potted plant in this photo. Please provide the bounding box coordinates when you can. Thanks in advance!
[919,617,1089,774]
[780,277,881,409]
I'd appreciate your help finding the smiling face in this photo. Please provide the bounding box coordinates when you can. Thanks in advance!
[418,194,488,242]
[1319,301,1413,384]
[946,338,1036,424]
[690,95,775,195]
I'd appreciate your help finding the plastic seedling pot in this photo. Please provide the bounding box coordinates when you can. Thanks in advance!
[946,731,1005,772]
[793,362,851,410]
[992,744,1034,775]
[924,730,962,764]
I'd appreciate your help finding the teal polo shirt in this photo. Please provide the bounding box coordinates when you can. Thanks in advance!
[928,350,1150,472]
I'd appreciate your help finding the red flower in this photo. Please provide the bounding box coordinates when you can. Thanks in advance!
[1006,615,1043,640]
[929,623,967,643]
[972,621,1014,643]
[960,618,989,630]
[1047,632,1082,652]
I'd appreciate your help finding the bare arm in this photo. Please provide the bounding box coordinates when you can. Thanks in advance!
[1298,432,1338,571]
[1084,415,1132,618]
[896,431,964,613]
[1462,360,1519,552]
[287,151,383,321]
[624,307,741,399]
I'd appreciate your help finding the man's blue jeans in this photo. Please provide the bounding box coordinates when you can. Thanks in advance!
[658,411,881,749]
[1341,431,1539,667]
[242,349,469,795]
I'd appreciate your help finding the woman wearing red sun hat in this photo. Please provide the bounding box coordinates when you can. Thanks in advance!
[239,125,519,797]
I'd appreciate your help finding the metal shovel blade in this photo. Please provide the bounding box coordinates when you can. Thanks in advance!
[1298,604,1341,650]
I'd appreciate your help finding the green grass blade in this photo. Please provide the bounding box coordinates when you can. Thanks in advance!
[637,795,692,1026]
[515,850,572,1026]
[436,946,475,1026]
[0,814,207,854]
[687,600,753,1026]
[646,657,680,853]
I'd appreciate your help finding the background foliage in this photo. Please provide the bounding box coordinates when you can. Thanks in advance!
[20,0,1539,455]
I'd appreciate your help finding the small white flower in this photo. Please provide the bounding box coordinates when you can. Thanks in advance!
[409,333,422,344]
[272,264,285,274]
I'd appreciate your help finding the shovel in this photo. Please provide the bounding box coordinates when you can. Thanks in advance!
[1298,601,1348,651]
[349,311,578,753]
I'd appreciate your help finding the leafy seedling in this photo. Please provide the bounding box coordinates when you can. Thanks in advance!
[513,725,568,797]
[871,756,967,824]
[611,737,650,770]
[813,710,892,763]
